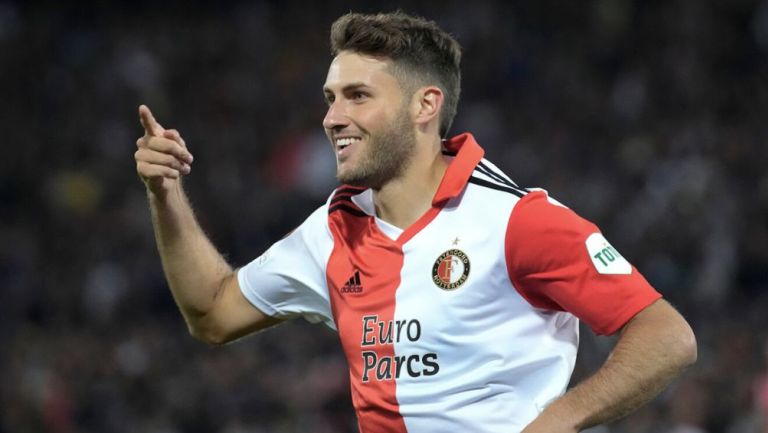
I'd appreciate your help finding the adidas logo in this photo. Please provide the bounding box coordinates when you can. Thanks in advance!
[340,270,364,294]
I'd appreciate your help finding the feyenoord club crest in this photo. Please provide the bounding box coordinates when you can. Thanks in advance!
[432,249,470,290]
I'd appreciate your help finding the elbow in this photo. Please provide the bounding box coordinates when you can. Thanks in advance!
[672,319,698,370]
[187,321,232,346]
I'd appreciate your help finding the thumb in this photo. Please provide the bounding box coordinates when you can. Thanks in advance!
[139,104,165,137]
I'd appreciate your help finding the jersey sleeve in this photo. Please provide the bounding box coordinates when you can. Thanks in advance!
[238,205,335,328]
[504,191,661,336]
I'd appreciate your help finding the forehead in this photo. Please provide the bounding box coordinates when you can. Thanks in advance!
[323,51,400,92]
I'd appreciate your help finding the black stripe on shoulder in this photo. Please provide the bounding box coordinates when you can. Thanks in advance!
[328,203,368,218]
[468,176,526,198]
[475,161,529,196]
[475,163,513,187]
[476,161,522,188]
[441,149,458,157]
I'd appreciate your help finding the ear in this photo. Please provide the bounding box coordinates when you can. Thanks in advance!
[411,86,444,127]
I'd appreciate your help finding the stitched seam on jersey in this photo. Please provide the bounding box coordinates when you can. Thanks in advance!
[468,176,526,198]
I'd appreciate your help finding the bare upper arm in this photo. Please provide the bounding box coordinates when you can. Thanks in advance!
[193,271,283,345]
[623,299,688,332]
[619,298,697,366]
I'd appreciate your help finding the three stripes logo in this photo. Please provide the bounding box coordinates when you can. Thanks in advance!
[340,270,364,294]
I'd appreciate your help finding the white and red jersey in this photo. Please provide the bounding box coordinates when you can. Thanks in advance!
[238,133,661,433]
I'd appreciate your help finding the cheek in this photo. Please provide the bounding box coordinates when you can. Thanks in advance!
[352,104,395,131]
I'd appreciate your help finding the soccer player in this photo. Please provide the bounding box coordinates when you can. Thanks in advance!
[134,11,697,433]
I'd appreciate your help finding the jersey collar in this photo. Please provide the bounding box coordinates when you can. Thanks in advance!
[432,132,485,206]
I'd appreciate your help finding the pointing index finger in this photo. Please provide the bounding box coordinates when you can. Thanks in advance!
[139,104,164,137]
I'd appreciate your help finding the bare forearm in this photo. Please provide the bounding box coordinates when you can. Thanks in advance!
[134,106,274,344]
[523,300,697,432]
[547,324,688,427]
[148,182,233,321]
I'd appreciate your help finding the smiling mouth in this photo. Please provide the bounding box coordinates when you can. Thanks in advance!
[336,136,362,153]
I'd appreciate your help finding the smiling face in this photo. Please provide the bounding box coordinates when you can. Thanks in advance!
[322,51,417,189]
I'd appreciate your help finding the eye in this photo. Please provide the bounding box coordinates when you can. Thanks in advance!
[324,94,335,106]
[351,91,368,102]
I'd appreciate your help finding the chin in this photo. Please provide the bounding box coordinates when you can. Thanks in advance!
[337,172,373,188]
[337,176,365,187]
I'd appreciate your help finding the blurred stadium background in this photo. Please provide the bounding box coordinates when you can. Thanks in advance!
[1,1,767,432]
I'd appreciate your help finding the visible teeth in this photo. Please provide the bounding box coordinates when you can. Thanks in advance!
[336,137,361,147]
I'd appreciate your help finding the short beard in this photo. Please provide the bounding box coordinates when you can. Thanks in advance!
[337,107,416,189]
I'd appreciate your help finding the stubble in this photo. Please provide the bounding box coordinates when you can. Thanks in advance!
[337,106,416,189]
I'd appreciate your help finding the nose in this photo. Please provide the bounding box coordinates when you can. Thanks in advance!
[323,101,349,131]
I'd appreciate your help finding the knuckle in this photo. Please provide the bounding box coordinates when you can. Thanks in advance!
[147,137,164,149]
[163,154,178,166]
[166,139,181,152]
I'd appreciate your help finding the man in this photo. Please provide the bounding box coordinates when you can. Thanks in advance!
[134,11,697,433]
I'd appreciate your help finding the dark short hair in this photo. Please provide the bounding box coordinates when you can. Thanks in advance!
[330,11,462,138]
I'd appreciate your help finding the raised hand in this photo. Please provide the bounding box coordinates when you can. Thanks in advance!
[135,105,194,197]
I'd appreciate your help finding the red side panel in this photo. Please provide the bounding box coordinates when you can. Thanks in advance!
[326,192,408,433]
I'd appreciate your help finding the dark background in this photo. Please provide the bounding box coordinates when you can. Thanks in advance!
[1,1,767,432]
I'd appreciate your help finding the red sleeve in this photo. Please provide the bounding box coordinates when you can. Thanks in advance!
[505,191,661,336]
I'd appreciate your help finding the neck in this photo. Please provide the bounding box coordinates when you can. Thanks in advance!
[372,136,448,229]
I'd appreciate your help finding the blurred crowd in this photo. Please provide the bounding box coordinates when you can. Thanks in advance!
[1,1,767,432]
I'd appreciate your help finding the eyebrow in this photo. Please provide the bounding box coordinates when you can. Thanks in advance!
[323,82,372,95]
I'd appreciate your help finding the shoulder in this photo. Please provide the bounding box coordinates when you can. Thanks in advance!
[509,190,595,237]
[505,190,598,272]
[275,190,342,249]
